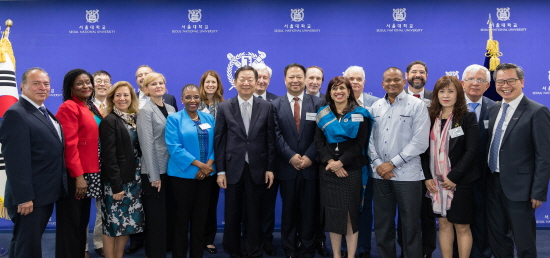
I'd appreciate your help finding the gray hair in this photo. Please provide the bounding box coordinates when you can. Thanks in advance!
[462,64,491,82]
[22,67,48,85]
[343,65,365,79]
[251,63,272,78]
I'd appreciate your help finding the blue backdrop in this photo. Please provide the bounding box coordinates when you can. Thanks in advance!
[2,0,550,230]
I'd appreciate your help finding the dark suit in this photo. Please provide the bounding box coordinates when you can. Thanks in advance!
[469,96,496,258]
[0,97,67,258]
[272,94,324,257]
[265,91,278,102]
[486,95,550,258]
[215,96,276,257]
[163,93,179,111]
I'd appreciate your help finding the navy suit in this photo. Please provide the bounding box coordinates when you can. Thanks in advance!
[486,95,550,258]
[273,94,324,257]
[163,93,179,111]
[265,91,278,102]
[0,97,67,258]
[215,96,276,257]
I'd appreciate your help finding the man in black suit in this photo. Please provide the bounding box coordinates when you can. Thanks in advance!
[127,64,178,254]
[252,63,278,102]
[272,63,325,258]
[215,66,276,258]
[305,66,325,99]
[460,64,495,258]
[0,68,67,258]
[486,63,550,258]
[404,60,432,107]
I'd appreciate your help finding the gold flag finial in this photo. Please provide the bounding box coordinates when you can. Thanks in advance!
[485,14,502,71]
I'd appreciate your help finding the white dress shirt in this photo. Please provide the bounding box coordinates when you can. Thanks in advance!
[138,90,150,109]
[368,90,430,181]
[253,92,267,100]
[488,93,524,173]
[287,92,304,119]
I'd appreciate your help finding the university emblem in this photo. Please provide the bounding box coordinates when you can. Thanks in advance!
[445,71,459,78]
[86,10,99,23]
[393,8,406,22]
[226,51,267,90]
[188,9,202,23]
[291,9,304,22]
[496,7,510,21]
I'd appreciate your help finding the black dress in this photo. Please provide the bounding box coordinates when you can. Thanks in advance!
[314,113,371,235]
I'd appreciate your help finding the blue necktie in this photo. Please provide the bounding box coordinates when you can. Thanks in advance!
[258,95,263,99]
[38,106,53,124]
[489,103,509,173]
[468,103,480,119]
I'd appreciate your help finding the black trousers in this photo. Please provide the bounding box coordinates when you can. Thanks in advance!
[223,164,265,257]
[55,175,92,258]
[205,178,220,245]
[242,178,279,244]
[280,174,316,257]
[141,174,167,258]
[8,203,54,258]
[487,173,537,258]
[170,175,214,258]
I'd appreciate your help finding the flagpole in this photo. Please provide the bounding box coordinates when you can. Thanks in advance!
[1,19,12,40]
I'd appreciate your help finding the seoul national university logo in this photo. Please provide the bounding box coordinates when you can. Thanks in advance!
[445,71,460,78]
[291,8,304,22]
[226,51,267,90]
[496,7,510,21]
[189,9,202,23]
[86,10,99,23]
[393,8,406,22]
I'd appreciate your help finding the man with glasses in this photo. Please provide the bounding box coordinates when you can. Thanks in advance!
[486,63,550,258]
[460,64,495,258]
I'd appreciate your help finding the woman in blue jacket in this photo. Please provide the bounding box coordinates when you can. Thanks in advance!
[165,84,216,258]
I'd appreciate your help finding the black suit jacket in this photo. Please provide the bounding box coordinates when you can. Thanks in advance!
[487,95,550,202]
[100,113,139,193]
[265,91,278,102]
[215,96,276,185]
[163,93,179,111]
[272,94,325,181]
[0,97,67,208]
[475,96,496,181]
[423,112,480,184]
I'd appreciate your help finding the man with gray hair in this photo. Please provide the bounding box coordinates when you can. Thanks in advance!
[252,63,278,102]
[341,65,379,258]
[460,64,495,258]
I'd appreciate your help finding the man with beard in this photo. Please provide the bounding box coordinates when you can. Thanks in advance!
[398,60,436,258]
[252,63,278,102]
[405,61,432,106]
[304,66,325,99]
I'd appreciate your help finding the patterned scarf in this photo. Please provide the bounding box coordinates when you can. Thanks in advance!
[427,113,454,217]
[113,106,136,129]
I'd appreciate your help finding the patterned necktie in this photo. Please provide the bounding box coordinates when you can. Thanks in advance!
[413,94,421,98]
[489,103,509,173]
[38,106,53,124]
[99,103,105,111]
[468,103,480,119]
[242,101,250,134]
[293,97,300,133]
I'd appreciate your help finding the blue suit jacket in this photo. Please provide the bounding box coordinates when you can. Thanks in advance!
[163,93,179,111]
[0,97,67,208]
[476,96,496,181]
[272,94,325,181]
[362,92,380,108]
[265,91,278,103]
[214,96,276,185]
[165,110,216,179]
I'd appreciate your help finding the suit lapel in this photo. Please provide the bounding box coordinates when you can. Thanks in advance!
[150,101,167,124]
[488,103,500,139]
[280,96,298,136]
[299,95,313,138]
[22,98,60,142]
[501,96,527,145]
[480,97,490,122]
[448,117,460,152]
[249,97,261,135]
[230,97,248,136]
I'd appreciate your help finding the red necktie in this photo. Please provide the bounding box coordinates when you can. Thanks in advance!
[293,97,300,133]
[413,94,421,98]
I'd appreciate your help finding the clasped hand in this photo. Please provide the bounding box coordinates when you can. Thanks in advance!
[289,154,313,170]
[376,162,396,180]
[326,159,348,177]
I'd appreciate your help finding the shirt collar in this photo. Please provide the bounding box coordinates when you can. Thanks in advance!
[253,91,267,99]
[238,95,254,106]
[384,90,408,104]
[93,97,106,106]
[464,94,483,105]
[504,93,524,110]
[287,92,304,103]
[21,94,44,110]
[406,87,425,98]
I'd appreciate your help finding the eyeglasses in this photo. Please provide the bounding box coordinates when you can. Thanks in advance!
[464,78,486,84]
[183,95,201,100]
[495,78,521,86]
[94,80,111,85]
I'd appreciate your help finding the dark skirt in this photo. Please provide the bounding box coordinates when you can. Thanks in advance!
[320,165,362,235]
[435,183,474,224]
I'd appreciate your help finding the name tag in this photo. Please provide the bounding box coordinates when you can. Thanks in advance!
[351,114,364,122]
[484,120,489,129]
[201,107,210,114]
[198,123,211,130]
[306,112,316,121]
[449,126,464,138]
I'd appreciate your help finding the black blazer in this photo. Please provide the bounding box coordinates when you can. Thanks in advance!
[314,108,371,170]
[487,95,550,202]
[214,96,276,185]
[265,91,278,102]
[423,112,480,184]
[163,93,179,111]
[0,97,67,207]
[272,94,325,181]
[100,113,139,193]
